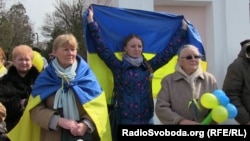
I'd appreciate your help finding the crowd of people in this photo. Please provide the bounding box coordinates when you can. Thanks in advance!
[0,3,247,141]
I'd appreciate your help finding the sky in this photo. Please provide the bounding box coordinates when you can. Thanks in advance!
[6,0,56,41]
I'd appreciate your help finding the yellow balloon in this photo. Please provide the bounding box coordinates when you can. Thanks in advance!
[32,51,44,72]
[200,93,219,109]
[211,105,228,123]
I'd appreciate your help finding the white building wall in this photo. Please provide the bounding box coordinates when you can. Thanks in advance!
[207,0,250,89]
[113,0,154,11]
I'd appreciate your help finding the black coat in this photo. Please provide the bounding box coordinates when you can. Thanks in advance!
[0,66,39,131]
[0,121,9,141]
[223,45,250,124]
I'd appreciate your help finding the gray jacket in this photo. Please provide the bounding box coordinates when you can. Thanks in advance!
[155,71,217,124]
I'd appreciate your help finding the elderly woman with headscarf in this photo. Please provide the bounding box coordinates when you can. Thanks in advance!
[155,44,218,125]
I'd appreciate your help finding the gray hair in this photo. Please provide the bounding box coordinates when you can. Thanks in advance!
[177,44,201,57]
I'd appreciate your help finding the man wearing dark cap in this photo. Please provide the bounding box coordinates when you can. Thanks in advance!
[222,39,250,125]
[240,39,250,47]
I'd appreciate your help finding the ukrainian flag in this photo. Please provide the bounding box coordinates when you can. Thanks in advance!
[7,55,111,141]
[83,4,206,103]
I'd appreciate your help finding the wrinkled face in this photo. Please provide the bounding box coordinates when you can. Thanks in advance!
[53,44,77,68]
[124,37,143,58]
[14,54,33,74]
[179,47,201,75]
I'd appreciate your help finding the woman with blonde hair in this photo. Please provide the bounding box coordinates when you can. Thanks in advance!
[0,47,7,78]
[0,102,9,141]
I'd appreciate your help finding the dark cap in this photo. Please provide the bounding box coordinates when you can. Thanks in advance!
[240,39,250,47]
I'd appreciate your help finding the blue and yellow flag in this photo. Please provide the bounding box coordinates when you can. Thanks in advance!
[83,4,206,102]
[7,55,111,141]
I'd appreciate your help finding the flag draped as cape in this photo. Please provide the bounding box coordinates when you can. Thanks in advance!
[7,55,111,141]
[83,4,206,103]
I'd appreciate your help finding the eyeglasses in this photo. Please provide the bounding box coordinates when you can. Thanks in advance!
[181,55,202,60]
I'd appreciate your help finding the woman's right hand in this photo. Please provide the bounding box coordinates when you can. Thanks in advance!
[58,117,78,130]
[182,19,187,30]
[87,6,94,23]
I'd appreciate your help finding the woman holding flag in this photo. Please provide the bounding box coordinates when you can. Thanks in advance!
[87,6,187,126]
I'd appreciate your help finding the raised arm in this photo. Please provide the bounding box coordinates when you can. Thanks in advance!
[148,19,188,71]
[87,7,121,70]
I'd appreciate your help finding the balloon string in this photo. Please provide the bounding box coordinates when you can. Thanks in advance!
[201,112,212,125]
[188,99,201,120]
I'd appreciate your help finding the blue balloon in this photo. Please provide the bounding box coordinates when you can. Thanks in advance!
[213,89,226,96]
[213,89,229,106]
[226,103,238,118]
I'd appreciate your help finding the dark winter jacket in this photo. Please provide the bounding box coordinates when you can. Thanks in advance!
[0,66,39,131]
[0,121,9,141]
[88,22,187,124]
[222,43,250,124]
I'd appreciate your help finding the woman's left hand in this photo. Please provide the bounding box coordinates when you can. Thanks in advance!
[70,122,88,136]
